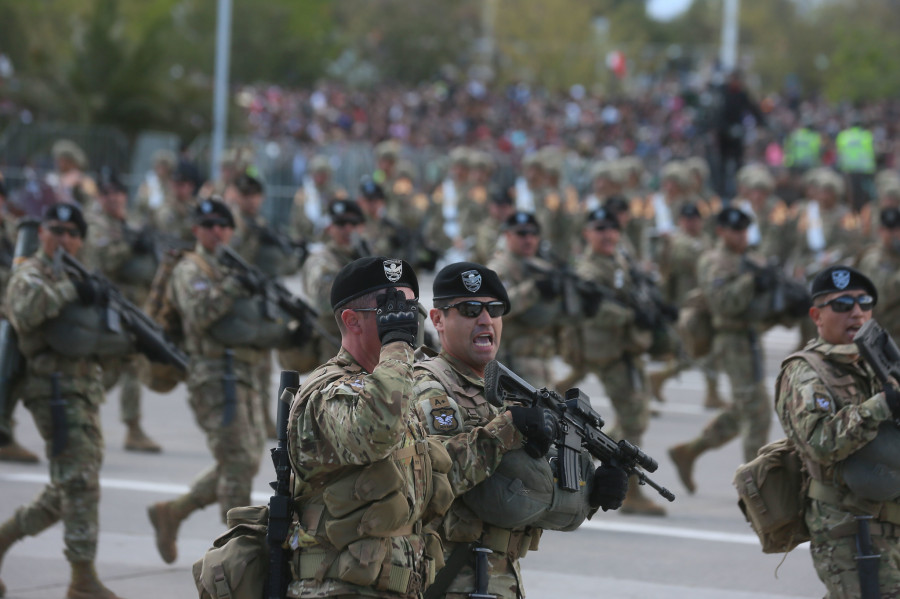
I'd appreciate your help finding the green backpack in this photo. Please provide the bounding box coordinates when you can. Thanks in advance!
[193,505,270,599]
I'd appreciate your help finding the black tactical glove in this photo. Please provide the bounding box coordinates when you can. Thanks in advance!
[375,287,418,346]
[74,278,103,305]
[884,385,900,421]
[589,463,629,511]
[508,405,558,458]
[535,276,559,300]
[581,289,601,318]
[754,267,778,292]
[633,308,654,330]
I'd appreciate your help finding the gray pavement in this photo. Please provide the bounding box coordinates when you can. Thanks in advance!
[0,316,825,598]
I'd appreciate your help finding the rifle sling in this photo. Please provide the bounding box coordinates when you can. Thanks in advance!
[423,541,475,599]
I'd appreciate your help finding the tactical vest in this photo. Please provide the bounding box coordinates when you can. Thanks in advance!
[115,252,158,288]
[777,349,900,527]
[206,296,294,350]
[289,363,453,596]
[42,302,135,358]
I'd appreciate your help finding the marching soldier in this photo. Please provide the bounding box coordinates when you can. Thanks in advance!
[46,139,98,208]
[153,162,201,245]
[134,149,177,227]
[471,189,515,265]
[856,207,900,342]
[289,154,346,245]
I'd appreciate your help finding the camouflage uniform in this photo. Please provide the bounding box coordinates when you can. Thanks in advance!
[287,343,447,599]
[856,244,900,342]
[168,244,266,520]
[302,241,361,364]
[776,340,900,598]
[4,248,105,561]
[486,250,559,388]
[471,216,505,266]
[412,351,530,599]
[153,199,195,246]
[289,178,345,244]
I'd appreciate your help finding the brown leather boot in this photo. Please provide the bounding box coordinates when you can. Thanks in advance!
[619,479,667,516]
[124,421,161,453]
[148,498,196,564]
[66,561,125,599]
[0,517,24,598]
[0,440,40,464]
[669,442,703,494]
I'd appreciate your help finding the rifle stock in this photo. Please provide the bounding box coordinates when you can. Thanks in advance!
[853,319,900,386]
[484,360,675,501]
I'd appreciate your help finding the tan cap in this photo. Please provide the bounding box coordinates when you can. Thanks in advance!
[52,139,87,169]
[375,140,401,160]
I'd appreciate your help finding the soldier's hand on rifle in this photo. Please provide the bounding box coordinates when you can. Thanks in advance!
[74,278,105,305]
[535,275,560,300]
[375,287,418,347]
[589,463,629,512]
[508,405,558,458]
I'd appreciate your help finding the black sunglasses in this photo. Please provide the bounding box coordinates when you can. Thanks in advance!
[513,229,540,238]
[442,300,505,318]
[198,219,232,229]
[815,294,875,313]
[48,224,82,238]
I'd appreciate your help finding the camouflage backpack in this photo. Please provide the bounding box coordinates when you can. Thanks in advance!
[193,505,270,599]
[676,287,713,359]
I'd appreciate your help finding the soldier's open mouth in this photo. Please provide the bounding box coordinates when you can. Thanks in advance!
[473,333,493,347]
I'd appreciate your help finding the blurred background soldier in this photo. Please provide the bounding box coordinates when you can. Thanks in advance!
[458,149,493,246]
[373,139,401,188]
[85,176,161,453]
[0,204,127,599]
[487,212,562,389]
[643,161,693,262]
[583,161,617,213]
[836,113,876,211]
[134,149,177,227]
[46,139,98,208]
[431,146,471,263]
[536,146,580,257]
[356,175,391,256]
[574,207,666,516]
[153,161,201,245]
[736,166,797,265]
[669,208,774,494]
[512,153,546,214]
[471,188,515,265]
[289,154,345,246]
[147,199,267,565]
[859,172,900,238]
[856,206,900,342]
[302,199,367,364]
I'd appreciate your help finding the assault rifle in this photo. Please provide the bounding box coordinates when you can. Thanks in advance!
[484,360,675,501]
[266,370,300,599]
[217,245,340,350]
[854,319,900,392]
[59,252,189,371]
[741,257,811,320]
[381,215,439,272]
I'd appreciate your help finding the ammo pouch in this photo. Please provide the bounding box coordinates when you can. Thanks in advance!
[207,297,293,349]
[254,242,295,278]
[519,297,564,329]
[115,253,158,287]
[43,303,135,358]
[838,422,900,502]
[192,505,270,599]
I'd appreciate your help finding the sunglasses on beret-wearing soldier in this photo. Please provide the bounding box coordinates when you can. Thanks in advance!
[815,294,875,313]
[442,300,505,318]
[198,218,233,229]
[513,228,539,238]
[48,224,82,238]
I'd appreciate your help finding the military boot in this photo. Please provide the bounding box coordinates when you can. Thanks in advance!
[668,442,706,494]
[703,377,727,410]
[619,480,667,516]
[124,421,161,453]
[0,439,39,464]
[66,561,125,599]
[147,497,196,564]
[648,369,670,403]
[0,516,25,597]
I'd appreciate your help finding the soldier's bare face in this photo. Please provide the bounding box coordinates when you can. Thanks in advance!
[810,289,872,345]
[40,220,82,256]
[329,221,364,247]
[719,226,748,254]
[505,228,539,258]
[431,296,502,376]
[193,221,233,252]
[101,191,127,220]
[584,224,619,256]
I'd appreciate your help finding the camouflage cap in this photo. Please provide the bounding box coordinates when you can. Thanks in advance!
[448,147,471,166]
[51,139,87,169]
[819,170,845,196]
[618,156,644,177]
[43,202,88,237]
[589,161,613,181]
[152,149,176,168]
[660,161,689,186]
[193,197,235,228]
[374,140,401,160]
[810,265,877,302]
[309,155,332,173]
[684,157,711,182]
[395,159,417,180]
[432,261,510,314]
[330,256,419,310]
[538,147,564,174]
[469,150,495,171]
[736,163,768,189]
[521,153,544,169]
[747,170,775,191]
[875,169,900,195]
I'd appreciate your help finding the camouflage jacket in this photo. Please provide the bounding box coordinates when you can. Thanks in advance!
[229,209,264,265]
[289,179,345,243]
[302,240,361,339]
[775,339,892,499]
[168,243,262,389]
[697,241,764,332]
[84,210,152,304]
[856,243,900,342]
[791,200,863,278]
[5,248,103,400]
[658,231,707,306]
[152,199,195,246]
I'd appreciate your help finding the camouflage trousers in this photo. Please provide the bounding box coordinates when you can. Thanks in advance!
[17,392,104,562]
[696,332,771,462]
[185,381,265,522]
[806,500,900,598]
[101,355,142,423]
[441,542,525,599]
[587,354,650,446]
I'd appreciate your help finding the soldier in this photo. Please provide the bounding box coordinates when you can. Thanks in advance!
[285,257,466,598]
[642,161,693,262]
[0,204,127,599]
[573,207,666,516]
[289,154,345,245]
[511,153,545,214]
[737,168,797,266]
[414,262,627,598]
[431,147,471,259]
[146,199,267,565]
[357,176,393,256]
[85,176,161,453]
[775,265,900,596]
[669,208,774,494]
[536,147,580,257]
[649,203,724,408]
[856,207,900,342]
[134,149,176,227]
[153,162,200,245]
[486,212,562,389]
[458,150,493,243]
[46,139,98,208]
[471,189,515,265]
[302,199,368,364]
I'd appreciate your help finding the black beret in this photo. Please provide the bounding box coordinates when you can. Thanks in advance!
[193,198,235,228]
[99,175,128,195]
[603,195,630,214]
[331,256,419,310]
[504,211,540,232]
[490,188,514,206]
[329,199,365,224]
[586,207,620,229]
[881,207,900,229]
[233,172,264,196]
[43,203,87,237]
[680,203,702,218]
[810,265,878,303]
[432,262,510,314]
[359,175,386,201]
[716,207,751,230]
[173,162,201,186]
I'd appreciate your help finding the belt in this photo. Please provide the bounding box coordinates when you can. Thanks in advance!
[808,479,900,538]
